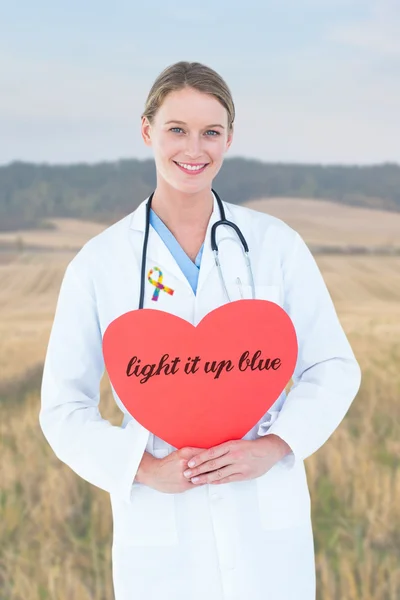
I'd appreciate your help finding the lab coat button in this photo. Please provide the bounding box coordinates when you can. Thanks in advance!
[210,493,220,501]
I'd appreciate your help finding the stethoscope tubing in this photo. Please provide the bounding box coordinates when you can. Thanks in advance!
[139,192,154,310]
[139,188,254,308]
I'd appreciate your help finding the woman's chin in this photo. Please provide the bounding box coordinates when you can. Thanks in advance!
[169,177,212,195]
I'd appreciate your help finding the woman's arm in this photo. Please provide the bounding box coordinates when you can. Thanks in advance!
[263,231,362,468]
[39,259,148,504]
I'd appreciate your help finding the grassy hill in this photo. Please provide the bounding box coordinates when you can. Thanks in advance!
[1,197,399,255]
[1,159,399,231]
[244,197,400,249]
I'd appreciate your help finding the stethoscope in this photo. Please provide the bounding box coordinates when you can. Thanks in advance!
[138,188,256,308]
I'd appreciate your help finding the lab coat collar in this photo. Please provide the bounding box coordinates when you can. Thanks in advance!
[128,191,220,233]
[129,195,151,232]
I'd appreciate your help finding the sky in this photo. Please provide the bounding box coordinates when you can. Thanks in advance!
[1,0,399,165]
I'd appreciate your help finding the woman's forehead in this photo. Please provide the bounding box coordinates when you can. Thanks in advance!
[157,88,228,124]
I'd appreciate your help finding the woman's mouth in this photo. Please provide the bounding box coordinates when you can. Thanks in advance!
[173,161,209,175]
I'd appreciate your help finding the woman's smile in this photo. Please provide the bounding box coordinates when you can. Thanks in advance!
[173,160,209,175]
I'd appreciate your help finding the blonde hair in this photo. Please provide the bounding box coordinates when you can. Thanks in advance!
[142,61,235,131]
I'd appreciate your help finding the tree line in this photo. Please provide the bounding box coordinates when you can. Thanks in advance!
[0,158,399,231]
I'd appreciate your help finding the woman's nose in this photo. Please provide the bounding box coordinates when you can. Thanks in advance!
[185,134,203,158]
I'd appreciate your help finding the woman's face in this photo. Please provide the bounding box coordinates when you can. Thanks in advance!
[141,87,233,194]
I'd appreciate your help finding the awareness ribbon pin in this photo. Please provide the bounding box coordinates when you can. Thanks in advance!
[148,267,175,301]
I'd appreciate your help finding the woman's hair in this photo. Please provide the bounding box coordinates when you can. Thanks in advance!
[142,61,235,131]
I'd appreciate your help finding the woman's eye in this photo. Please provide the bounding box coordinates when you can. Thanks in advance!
[169,127,220,136]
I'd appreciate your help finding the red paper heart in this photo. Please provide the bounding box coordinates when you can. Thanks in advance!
[102,300,298,449]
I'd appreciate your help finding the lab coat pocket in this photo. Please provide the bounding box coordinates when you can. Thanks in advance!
[256,460,311,530]
[111,448,178,547]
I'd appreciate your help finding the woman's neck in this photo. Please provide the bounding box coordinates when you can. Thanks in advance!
[150,182,214,261]
[151,183,214,232]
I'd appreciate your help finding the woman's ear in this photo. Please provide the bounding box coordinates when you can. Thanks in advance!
[141,116,152,147]
[225,124,234,152]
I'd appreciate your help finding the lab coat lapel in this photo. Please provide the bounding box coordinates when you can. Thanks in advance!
[195,192,220,294]
[129,198,193,296]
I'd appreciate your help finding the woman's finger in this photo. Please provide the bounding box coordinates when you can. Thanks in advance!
[184,454,231,479]
[186,442,232,469]
[191,465,241,485]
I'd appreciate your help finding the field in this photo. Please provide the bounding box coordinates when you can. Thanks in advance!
[1,198,399,599]
[244,197,400,249]
[0,218,105,252]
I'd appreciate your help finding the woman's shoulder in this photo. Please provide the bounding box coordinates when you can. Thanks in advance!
[66,211,135,279]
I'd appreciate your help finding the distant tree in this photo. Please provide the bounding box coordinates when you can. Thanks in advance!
[0,159,399,231]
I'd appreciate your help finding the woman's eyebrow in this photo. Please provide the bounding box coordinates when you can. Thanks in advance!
[164,120,225,128]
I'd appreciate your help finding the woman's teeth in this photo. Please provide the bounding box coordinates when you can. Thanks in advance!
[175,162,207,171]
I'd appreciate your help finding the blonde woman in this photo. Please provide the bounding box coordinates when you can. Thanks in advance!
[40,61,361,599]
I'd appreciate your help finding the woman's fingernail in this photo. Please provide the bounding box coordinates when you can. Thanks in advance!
[188,460,195,467]
[183,470,192,477]
[191,477,200,483]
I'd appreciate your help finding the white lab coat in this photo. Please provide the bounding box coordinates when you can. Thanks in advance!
[39,193,361,600]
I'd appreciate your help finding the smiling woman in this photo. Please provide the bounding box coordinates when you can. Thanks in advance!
[139,63,235,258]
[39,61,361,600]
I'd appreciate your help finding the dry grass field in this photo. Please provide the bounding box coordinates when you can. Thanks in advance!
[1,199,399,599]
[0,218,105,252]
[244,197,400,249]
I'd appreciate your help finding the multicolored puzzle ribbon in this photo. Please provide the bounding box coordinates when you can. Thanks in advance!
[148,267,175,301]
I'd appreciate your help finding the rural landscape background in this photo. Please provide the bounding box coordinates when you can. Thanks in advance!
[2,0,400,597]
[1,159,399,599]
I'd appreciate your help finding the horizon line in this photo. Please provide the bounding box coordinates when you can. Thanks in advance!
[1,157,399,169]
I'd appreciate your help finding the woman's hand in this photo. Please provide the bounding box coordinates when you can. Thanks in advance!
[181,435,293,485]
[135,447,207,494]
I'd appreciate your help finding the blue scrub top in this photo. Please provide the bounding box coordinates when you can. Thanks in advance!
[149,209,204,294]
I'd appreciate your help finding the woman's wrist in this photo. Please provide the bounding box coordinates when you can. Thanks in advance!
[135,451,157,485]
[253,434,293,465]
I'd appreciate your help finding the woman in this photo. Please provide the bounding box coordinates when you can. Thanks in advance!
[40,61,362,599]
